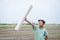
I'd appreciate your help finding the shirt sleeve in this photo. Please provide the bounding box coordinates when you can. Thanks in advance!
[44,29,48,36]
[33,25,38,31]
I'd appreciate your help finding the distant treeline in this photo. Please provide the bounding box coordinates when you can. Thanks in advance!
[0,23,60,25]
[0,23,38,25]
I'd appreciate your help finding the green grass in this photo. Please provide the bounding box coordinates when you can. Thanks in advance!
[0,24,31,28]
[0,24,16,28]
[0,24,60,28]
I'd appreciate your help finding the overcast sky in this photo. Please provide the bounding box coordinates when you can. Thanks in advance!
[0,0,60,24]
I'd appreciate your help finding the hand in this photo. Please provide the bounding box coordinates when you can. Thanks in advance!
[25,17,27,21]
[24,17,34,27]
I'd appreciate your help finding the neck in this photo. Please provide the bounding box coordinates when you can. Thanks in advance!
[39,26,44,28]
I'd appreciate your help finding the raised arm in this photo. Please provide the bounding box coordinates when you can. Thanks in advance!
[25,18,34,28]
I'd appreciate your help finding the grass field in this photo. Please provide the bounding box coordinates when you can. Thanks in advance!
[0,24,60,40]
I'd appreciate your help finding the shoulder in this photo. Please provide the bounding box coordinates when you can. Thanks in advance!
[34,25,39,28]
[43,28,48,32]
[44,28,47,30]
[33,25,39,30]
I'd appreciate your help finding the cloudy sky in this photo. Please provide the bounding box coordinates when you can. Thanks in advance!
[0,0,60,24]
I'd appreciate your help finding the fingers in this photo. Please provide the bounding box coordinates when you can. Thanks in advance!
[24,17,27,21]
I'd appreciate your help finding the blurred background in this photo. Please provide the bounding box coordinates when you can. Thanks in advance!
[0,0,60,24]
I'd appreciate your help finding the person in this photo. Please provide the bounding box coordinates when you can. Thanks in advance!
[25,18,48,40]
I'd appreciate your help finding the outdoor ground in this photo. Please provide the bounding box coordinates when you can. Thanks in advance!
[0,24,60,40]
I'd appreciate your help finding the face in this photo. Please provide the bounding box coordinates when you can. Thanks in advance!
[38,21,44,28]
